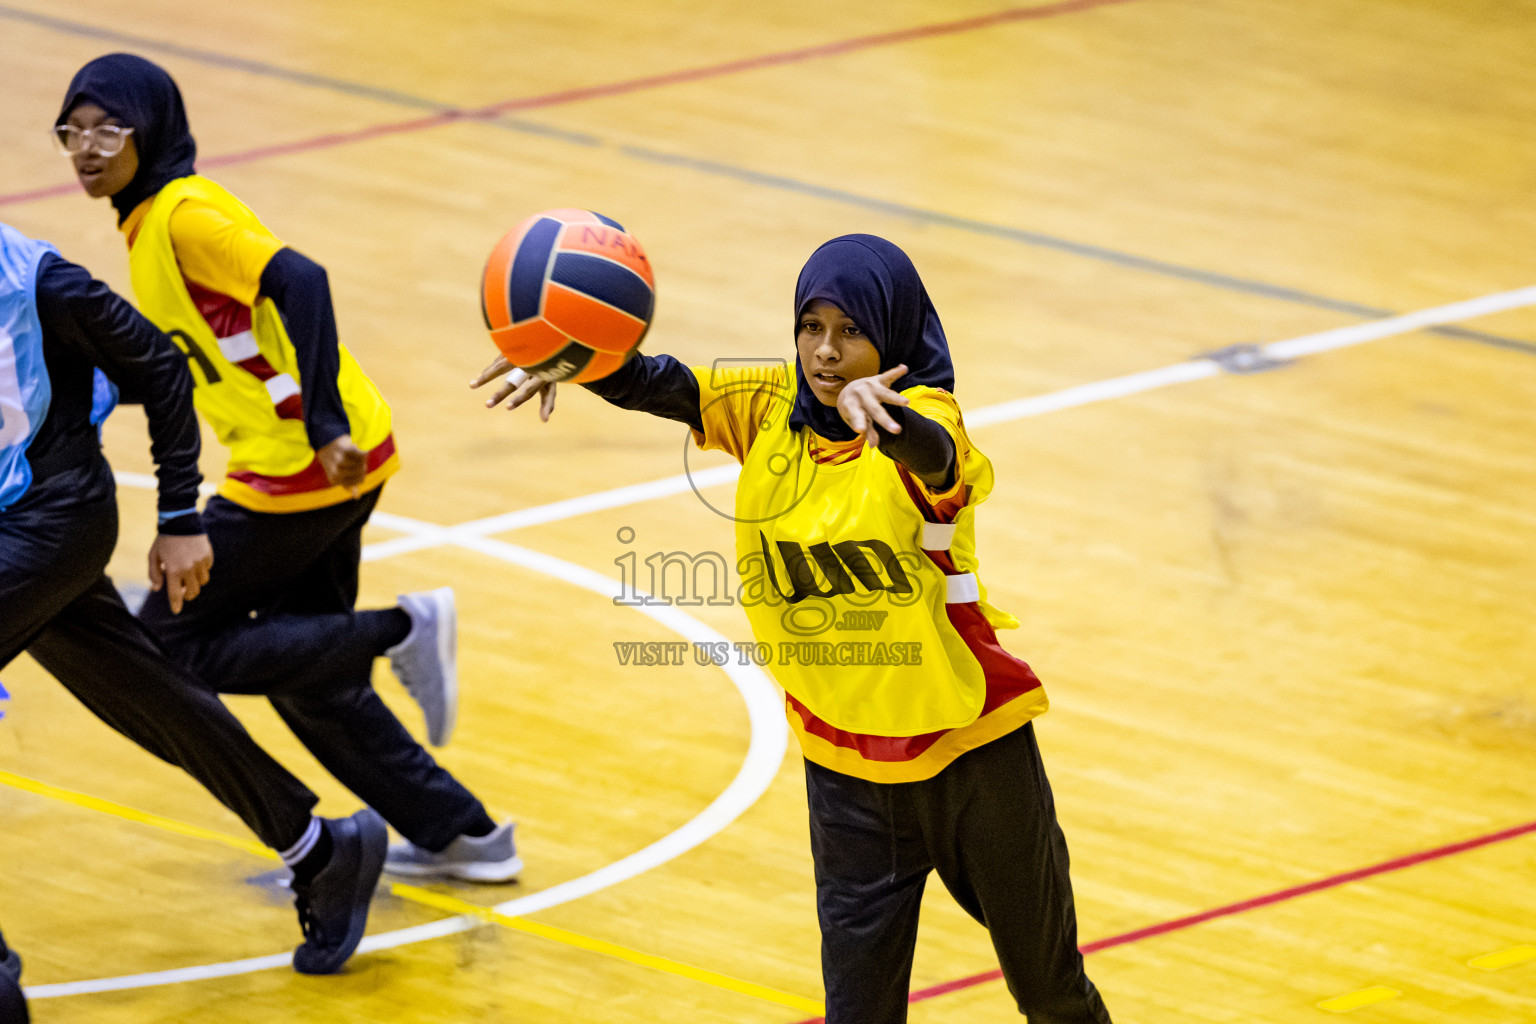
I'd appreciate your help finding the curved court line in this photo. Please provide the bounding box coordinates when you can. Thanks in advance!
[63,282,1536,1001]
[26,496,787,1001]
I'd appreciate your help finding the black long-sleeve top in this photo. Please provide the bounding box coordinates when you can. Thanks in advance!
[23,253,203,533]
[260,247,351,453]
[583,353,955,487]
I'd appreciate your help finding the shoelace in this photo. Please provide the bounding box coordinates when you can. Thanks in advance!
[294,893,320,941]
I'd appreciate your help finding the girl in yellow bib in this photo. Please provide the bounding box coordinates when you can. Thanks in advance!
[57,55,523,906]
[481,235,1112,1023]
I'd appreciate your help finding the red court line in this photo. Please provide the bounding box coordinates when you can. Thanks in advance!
[466,0,1143,118]
[0,0,1141,209]
[1,181,81,205]
[788,817,1536,1023]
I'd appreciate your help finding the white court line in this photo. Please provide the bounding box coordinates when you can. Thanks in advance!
[1264,285,1536,358]
[964,360,1219,428]
[360,464,742,561]
[365,283,1536,549]
[27,509,786,1000]
[113,472,214,494]
[126,284,1536,558]
[69,283,1534,999]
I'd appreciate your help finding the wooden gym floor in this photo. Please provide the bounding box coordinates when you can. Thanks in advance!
[2,0,1535,1020]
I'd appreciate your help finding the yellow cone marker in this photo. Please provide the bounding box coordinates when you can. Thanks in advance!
[1316,986,1400,1013]
[1468,945,1536,971]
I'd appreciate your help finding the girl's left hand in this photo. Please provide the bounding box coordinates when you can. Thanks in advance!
[317,433,367,498]
[471,353,557,422]
[836,364,909,447]
[147,532,214,615]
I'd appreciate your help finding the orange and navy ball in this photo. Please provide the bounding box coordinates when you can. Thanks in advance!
[480,209,655,384]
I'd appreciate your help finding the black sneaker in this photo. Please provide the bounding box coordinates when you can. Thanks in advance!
[0,943,27,1024]
[291,809,387,975]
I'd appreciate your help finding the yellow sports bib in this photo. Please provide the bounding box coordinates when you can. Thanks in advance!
[714,364,1005,737]
[126,176,394,507]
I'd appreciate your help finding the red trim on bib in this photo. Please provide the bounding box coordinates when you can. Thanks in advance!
[186,278,251,339]
[184,280,303,421]
[227,433,396,496]
[787,589,1042,765]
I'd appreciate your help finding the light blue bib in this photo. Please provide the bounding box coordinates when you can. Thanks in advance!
[0,222,58,510]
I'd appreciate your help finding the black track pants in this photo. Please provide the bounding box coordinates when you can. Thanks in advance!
[805,722,1112,1024]
[0,488,316,851]
[138,488,488,851]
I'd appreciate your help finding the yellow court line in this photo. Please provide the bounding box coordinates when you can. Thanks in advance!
[0,766,825,1016]
[1316,986,1400,1013]
[0,767,276,861]
[391,883,825,1016]
[1468,944,1536,971]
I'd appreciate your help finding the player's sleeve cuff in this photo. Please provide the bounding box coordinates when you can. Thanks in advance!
[156,509,205,536]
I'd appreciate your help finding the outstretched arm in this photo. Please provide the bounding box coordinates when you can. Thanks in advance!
[470,351,703,432]
[581,353,702,431]
[470,355,559,420]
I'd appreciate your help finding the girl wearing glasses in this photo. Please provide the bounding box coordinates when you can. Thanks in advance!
[56,53,522,890]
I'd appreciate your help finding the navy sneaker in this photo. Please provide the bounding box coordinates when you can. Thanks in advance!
[291,810,387,975]
[0,940,27,1024]
[387,588,458,747]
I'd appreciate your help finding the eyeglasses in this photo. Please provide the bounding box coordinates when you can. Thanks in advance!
[52,123,134,158]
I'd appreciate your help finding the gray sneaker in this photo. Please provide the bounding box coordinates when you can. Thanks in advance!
[388,588,458,747]
[385,822,523,883]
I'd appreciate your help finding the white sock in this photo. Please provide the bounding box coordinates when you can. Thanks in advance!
[279,817,323,867]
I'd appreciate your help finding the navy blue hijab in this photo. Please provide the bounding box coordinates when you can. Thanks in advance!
[58,54,197,225]
[789,234,955,442]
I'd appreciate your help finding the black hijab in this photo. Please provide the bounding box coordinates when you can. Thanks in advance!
[58,54,197,224]
[788,234,955,442]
